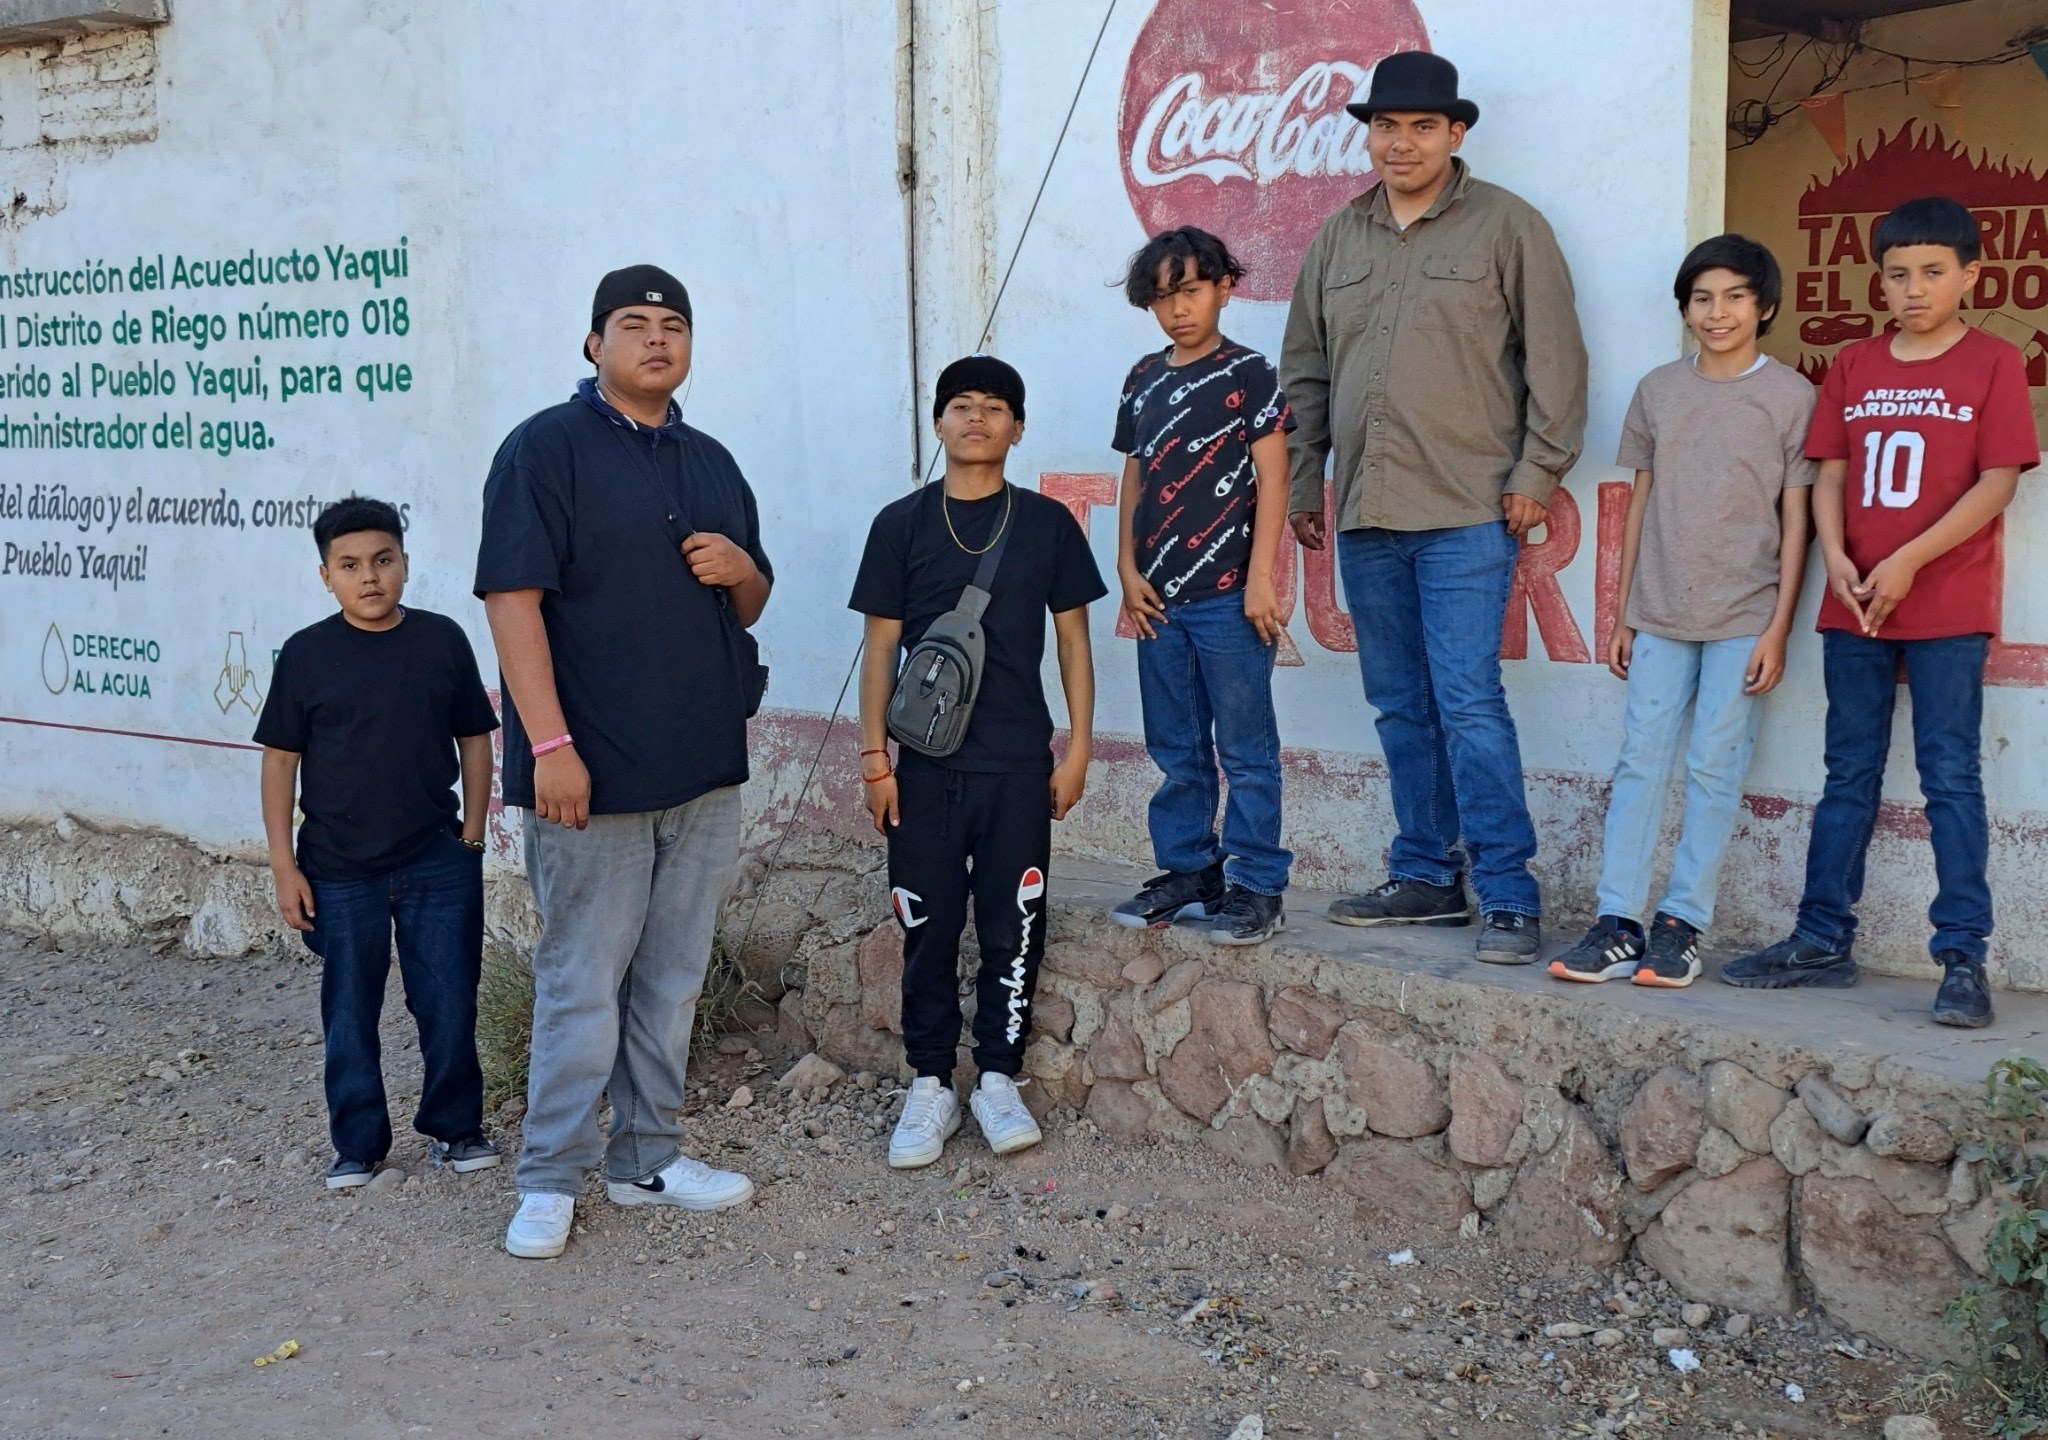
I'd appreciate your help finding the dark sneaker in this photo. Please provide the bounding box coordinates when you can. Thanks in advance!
[1328,877,1470,928]
[1633,913,1702,989]
[1718,935,1858,989]
[433,1135,502,1173]
[325,1157,373,1190]
[1931,951,1993,1029]
[1475,911,1541,965]
[1210,887,1285,946]
[1547,917,1644,984]
[1113,865,1225,929]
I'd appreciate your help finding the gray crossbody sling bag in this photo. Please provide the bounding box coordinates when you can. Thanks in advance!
[885,486,1013,757]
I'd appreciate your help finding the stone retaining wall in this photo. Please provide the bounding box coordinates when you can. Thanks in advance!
[782,892,2004,1363]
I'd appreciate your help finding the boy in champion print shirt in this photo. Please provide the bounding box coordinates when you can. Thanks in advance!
[1722,197,2041,1028]
[1109,227,1296,946]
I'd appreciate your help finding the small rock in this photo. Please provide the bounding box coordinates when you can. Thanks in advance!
[1226,1417,1265,1440]
[1722,1313,1752,1338]
[1883,1417,1941,1440]
[777,1053,846,1090]
[807,1299,825,1312]
[715,1035,751,1055]
[1544,1323,1594,1339]
[1651,1325,1689,1347]
[817,1137,842,1157]
[955,1379,974,1394]
[726,1086,754,1110]
[1104,1204,1129,1224]
[1795,1073,1868,1145]
[877,1220,897,1236]
[1361,1369,1381,1389]
[281,1148,307,1168]
[1085,1279,1118,1303]
[1591,1329,1625,1348]
[1121,954,1166,986]
[365,1167,405,1194]
[1680,1303,1712,1328]
[853,1071,879,1092]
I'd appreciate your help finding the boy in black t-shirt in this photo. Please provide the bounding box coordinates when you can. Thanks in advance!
[256,497,502,1190]
[1112,227,1295,944]
[850,356,1107,1171]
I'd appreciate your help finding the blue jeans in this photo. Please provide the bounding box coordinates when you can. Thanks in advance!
[304,830,485,1164]
[1795,630,1991,962]
[1596,633,1763,931]
[1135,592,1291,894]
[1336,520,1539,916]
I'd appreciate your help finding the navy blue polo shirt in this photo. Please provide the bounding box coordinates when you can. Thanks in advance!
[474,386,772,815]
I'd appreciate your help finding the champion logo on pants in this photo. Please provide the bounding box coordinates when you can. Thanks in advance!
[891,886,927,929]
[1003,867,1046,1042]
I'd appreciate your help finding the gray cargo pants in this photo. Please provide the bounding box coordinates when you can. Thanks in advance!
[515,786,741,1195]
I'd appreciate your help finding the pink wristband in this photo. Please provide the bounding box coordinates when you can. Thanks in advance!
[530,734,574,758]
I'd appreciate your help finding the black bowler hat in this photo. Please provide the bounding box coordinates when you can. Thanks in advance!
[586,264,691,358]
[1346,51,1479,129]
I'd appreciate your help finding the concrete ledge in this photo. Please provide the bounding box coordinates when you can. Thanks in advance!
[0,0,164,47]
[792,860,2048,1361]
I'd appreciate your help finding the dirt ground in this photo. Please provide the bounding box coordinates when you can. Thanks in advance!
[1,934,1962,1440]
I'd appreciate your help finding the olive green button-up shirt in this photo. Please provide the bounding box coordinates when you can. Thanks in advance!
[1279,161,1589,531]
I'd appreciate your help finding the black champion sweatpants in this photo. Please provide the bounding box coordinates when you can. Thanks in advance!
[886,763,1053,1079]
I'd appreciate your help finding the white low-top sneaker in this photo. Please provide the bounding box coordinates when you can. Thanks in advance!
[504,1193,575,1259]
[606,1154,755,1211]
[970,1072,1042,1156]
[888,1075,961,1169]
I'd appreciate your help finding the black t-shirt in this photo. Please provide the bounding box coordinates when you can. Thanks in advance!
[1112,339,1292,606]
[473,396,773,814]
[253,608,500,881]
[849,483,1106,774]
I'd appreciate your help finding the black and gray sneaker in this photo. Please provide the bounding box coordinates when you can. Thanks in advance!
[1634,913,1702,989]
[1547,917,1644,984]
[1113,864,1226,929]
[433,1135,502,1173]
[325,1157,373,1190]
[1210,886,1285,946]
[1327,877,1471,928]
[1718,935,1858,989]
[1475,911,1541,964]
[1931,951,1993,1029]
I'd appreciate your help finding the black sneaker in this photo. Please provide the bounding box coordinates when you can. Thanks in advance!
[1634,913,1702,989]
[1475,911,1541,965]
[1718,935,1858,989]
[1931,951,1993,1028]
[1209,886,1285,947]
[432,1135,502,1173]
[1547,917,1644,984]
[1113,864,1226,929]
[325,1157,373,1190]
[1328,877,1471,928]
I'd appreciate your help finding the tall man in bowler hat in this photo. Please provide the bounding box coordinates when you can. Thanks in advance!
[477,265,774,1259]
[1280,53,1588,963]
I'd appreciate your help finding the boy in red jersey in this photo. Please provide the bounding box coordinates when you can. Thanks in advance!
[1722,197,2041,1027]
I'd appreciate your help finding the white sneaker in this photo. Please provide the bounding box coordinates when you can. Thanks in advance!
[888,1076,962,1169]
[505,1193,575,1259]
[606,1154,754,1211]
[970,1072,1042,1156]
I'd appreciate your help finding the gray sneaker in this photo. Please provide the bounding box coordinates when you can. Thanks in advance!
[325,1157,374,1190]
[432,1135,501,1173]
[1475,911,1541,965]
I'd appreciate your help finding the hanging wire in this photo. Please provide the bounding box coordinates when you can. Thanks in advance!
[731,0,1123,975]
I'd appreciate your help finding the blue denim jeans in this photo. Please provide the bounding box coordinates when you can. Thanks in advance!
[304,830,485,1164]
[1336,520,1539,916]
[1595,633,1763,931]
[1135,591,1291,894]
[1795,630,1991,962]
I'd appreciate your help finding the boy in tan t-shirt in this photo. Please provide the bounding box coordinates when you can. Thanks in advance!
[1549,234,1815,989]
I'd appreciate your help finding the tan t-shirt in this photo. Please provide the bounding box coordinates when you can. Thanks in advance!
[1615,356,1818,642]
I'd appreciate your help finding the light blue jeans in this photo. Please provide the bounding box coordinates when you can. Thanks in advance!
[1595,633,1763,932]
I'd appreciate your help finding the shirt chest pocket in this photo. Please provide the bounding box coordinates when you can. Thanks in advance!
[1413,254,1493,333]
[1323,262,1374,336]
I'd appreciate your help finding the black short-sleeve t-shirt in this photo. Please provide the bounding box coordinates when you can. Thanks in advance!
[1112,339,1292,606]
[849,483,1106,774]
[472,396,773,814]
[253,608,500,881]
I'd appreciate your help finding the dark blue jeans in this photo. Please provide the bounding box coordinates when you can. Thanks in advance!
[1135,592,1291,894]
[1336,520,1540,916]
[1795,630,1991,963]
[304,831,485,1163]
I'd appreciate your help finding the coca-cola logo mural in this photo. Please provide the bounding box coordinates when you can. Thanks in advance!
[1117,0,1433,302]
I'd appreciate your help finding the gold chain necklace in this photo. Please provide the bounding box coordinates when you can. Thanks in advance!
[942,481,1011,556]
